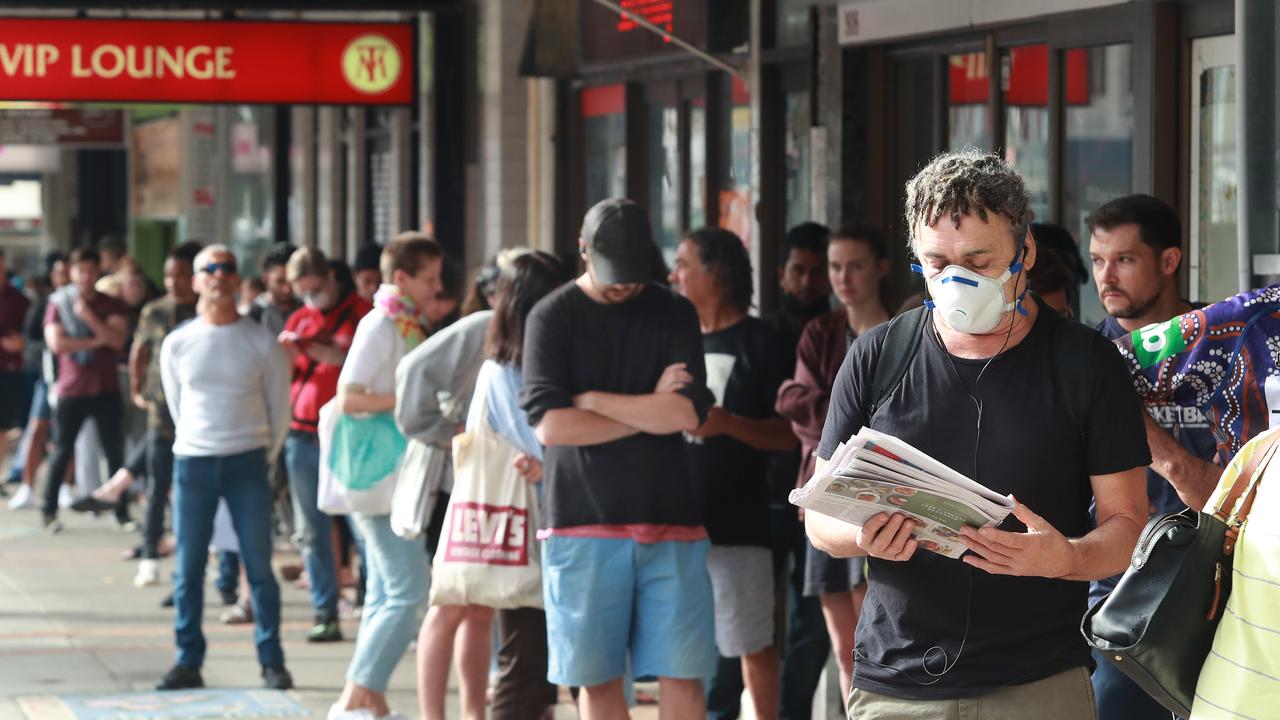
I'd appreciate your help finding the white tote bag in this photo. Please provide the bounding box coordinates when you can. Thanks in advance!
[390,438,449,539]
[428,381,542,609]
[317,399,400,516]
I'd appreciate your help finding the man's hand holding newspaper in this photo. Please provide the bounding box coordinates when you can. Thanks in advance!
[789,428,1014,559]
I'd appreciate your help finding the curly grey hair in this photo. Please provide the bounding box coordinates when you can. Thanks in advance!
[904,150,1034,252]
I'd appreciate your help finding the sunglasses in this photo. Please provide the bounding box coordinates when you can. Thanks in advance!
[199,261,237,276]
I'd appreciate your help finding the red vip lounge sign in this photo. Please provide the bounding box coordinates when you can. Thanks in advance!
[0,18,414,105]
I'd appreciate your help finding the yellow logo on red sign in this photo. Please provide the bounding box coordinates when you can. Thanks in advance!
[341,34,401,95]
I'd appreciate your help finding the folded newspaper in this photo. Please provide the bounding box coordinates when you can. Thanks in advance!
[789,428,1014,559]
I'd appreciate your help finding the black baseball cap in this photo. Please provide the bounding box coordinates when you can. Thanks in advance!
[581,198,656,285]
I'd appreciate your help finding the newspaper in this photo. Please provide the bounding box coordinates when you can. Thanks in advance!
[789,428,1014,559]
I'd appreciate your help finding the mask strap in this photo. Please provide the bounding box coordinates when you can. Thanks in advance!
[910,264,935,309]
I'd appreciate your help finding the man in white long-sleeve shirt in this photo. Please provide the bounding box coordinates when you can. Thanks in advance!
[157,243,294,692]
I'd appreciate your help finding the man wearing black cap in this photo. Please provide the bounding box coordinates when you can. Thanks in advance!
[521,198,719,719]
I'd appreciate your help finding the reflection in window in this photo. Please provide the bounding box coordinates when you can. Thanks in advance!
[717,77,752,245]
[1063,44,1134,326]
[785,90,811,232]
[1192,56,1238,302]
[1002,45,1051,224]
[948,52,991,150]
[690,103,706,230]
[776,3,809,48]
[649,98,681,267]
[583,85,626,209]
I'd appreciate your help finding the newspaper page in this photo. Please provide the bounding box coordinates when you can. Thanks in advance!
[790,429,1014,559]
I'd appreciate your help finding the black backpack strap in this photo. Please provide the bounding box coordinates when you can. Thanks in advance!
[1050,313,1096,440]
[869,306,929,418]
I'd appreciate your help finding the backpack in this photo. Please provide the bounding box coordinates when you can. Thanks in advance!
[868,304,1095,439]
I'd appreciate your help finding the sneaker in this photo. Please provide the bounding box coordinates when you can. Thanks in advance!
[218,587,239,606]
[42,514,63,534]
[156,664,203,691]
[306,619,343,643]
[57,485,75,509]
[326,706,377,720]
[134,559,161,588]
[160,592,174,608]
[7,484,37,510]
[220,602,252,625]
[261,664,293,690]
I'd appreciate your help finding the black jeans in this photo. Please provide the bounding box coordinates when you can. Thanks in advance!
[42,392,125,518]
[142,428,175,559]
[492,607,558,720]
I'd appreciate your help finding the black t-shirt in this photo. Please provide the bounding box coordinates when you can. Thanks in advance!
[686,316,793,546]
[521,282,715,529]
[818,303,1150,699]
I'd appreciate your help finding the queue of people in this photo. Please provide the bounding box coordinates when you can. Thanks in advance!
[3,147,1277,720]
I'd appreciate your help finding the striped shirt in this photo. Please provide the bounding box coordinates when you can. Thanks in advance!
[1192,428,1280,719]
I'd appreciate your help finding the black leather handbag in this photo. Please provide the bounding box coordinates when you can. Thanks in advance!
[1081,430,1280,717]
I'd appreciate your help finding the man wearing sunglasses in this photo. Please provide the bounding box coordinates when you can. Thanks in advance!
[157,244,294,692]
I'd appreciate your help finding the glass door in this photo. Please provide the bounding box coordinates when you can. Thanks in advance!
[1188,34,1238,303]
[1062,44,1135,326]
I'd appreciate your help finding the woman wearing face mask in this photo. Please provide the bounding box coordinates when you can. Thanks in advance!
[278,247,373,642]
[775,223,893,701]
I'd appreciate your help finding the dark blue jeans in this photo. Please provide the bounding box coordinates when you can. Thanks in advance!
[173,448,283,670]
[142,429,175,559]
[1092,651,1179,720]
[284,431,338,622]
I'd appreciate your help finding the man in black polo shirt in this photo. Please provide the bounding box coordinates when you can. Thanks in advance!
[522,198,717,719]
[806,151,1151,718]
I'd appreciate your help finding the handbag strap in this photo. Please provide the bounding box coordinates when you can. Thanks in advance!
[1213,429,1280,523]
[1219,429,1280,555]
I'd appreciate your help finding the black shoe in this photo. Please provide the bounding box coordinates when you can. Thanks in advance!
[42,514,63,534]
[218,587,238,606]
[70,496,114,514]
[261,664,293,690]
[160,592,174,608]
[306,619,343,643]
[156,664,203,690]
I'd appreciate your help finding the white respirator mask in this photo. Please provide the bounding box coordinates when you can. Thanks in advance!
[911,245,1028,335]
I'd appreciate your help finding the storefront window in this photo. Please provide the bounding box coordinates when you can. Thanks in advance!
[648,95,681,266]
[948,51,991,150]
[1190,35,1238,304]
[1063,44,1134,326]
[368,108,394,249]
[690,102,706,230]
[1002,44,1051,224]
[784,89,811,232]
[718,77,751,245]
[776,3,810,48]
[223,105,275,274]
[583,84,626,209]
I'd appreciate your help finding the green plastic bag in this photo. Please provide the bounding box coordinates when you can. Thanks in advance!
[327,412,407,491]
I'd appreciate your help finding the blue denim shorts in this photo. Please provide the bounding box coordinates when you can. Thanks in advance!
[541,535,718,688]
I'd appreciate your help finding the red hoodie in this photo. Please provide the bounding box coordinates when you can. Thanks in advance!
[282,291,372,432]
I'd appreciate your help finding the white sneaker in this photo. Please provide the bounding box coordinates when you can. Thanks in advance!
[7,484,37,510]
[135,559,161,588]
[326,706,377,720]
[58,485,75,509]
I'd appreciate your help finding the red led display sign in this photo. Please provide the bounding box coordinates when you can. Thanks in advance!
[0,18,414,105]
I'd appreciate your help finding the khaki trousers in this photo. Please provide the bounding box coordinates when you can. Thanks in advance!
[848,666,1097,720]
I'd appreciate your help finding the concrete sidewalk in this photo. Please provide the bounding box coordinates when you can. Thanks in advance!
[0,497,641,720]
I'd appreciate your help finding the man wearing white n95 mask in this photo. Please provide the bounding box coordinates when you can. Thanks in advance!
[805,150,1150,718]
